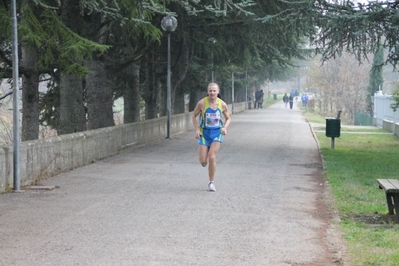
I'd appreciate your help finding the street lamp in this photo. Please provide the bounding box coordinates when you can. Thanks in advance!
[207,37,216,82]
[11,0,21,191]
[245,71,248,109]
[161,15,178,139]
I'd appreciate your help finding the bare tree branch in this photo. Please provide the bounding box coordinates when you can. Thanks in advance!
[0,91,12,101]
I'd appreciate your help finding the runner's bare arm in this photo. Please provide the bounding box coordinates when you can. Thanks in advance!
[192,100,204,139]
[221,102,231,135]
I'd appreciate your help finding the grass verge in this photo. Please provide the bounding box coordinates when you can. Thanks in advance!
[261,94,282,108]
[303,109,399,266]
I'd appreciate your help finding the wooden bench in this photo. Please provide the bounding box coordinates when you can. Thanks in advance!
[377,179,399,221]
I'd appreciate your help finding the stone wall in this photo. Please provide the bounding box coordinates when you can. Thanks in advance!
[0,102,246,192]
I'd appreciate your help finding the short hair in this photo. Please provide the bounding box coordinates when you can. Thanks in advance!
[207,82,219,91]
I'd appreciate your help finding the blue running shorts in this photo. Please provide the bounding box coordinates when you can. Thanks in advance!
[198,128,224,146]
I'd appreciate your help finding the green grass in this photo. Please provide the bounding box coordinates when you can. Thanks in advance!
[314,127,387,133]
[304,111,399,266]
[339,128,387,133]
[255,93,290,108]
[303,109,327,124]
[258,94,280,108]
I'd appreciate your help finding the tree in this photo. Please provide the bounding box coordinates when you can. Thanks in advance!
[308,0,399,113]
[307,53,370,123]
[0,0,326,142]
[58,0,87,134]
[1,1,109,138]
[366,46,384,116]
[154,0,311,115]
[258,1,399,114]
[20,1,40,141]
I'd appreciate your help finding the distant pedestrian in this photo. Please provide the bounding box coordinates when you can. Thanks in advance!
[254,89,261,109]
[283,93,289,108]
[258,90,264,109]
[289,94,294,109]
[192,83,231,192]
[301,93,309,107]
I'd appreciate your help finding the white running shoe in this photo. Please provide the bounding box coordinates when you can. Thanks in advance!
[208,182,216,192]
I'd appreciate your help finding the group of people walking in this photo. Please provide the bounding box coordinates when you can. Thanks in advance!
[254,89,264,109]
[282,90,308,109]
[283,93,294,109]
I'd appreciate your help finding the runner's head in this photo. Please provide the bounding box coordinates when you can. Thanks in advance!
[207,83,220,99]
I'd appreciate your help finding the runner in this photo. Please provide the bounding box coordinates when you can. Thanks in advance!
[191,83,231,191]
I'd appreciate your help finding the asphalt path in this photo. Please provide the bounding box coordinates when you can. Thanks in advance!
[0,101,347,266]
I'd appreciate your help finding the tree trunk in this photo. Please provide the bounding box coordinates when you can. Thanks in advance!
[58,0,86,135]
[144,51,159,120]
[173,84,185,114]
[20,1,41,141]
[21,46,39,141]
[58,73,86,134]
[171,35,190,115]
[188,92,196,112]
[158,80,166,117]
[85,58,114,130]
[189,90,204,112]
[124,61,141,123]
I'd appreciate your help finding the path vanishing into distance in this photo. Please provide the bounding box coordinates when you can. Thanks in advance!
[0,101,349,266]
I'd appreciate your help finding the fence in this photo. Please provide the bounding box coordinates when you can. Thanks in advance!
[354,112,373,126]
[373,93,399,127]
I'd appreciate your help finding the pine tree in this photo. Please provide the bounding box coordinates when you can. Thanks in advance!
[366,46,384,116]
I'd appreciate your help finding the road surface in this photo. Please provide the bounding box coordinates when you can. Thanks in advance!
[0,101,348,265]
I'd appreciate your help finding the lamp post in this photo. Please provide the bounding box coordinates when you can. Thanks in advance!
[11,0,21,191]
[211,51,214,82]
[232,72,235,114]
[245,71,248,109]
[161,15,178,139]
[207,37,216,82]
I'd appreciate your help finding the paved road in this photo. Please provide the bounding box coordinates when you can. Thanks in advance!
[0,102,346,266]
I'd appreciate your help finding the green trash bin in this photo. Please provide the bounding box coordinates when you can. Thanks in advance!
[326,118,341,138]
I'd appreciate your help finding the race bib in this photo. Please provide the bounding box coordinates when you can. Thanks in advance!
[205,112,221,127]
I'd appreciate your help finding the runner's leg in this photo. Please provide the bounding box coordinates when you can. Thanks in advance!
[207,142,221,182]
[198,145,209,167]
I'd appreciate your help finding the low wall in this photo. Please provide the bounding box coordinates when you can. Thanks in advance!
[382,119,399,138]
[373,94,399,127]
[0,102,246,193]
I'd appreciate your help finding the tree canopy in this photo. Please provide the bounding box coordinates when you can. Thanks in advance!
[2,0,399,141]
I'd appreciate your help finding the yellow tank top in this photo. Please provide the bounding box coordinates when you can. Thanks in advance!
[201,97,223,129]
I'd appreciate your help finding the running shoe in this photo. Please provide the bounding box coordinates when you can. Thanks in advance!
[208,182,216,192]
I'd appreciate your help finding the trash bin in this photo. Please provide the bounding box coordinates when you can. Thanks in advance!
[248,101,252,109]
[273,93,277,100]
[326,118,341,138]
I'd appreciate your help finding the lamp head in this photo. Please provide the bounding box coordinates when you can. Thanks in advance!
[161,15,178,32]
[207,37,217,43]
